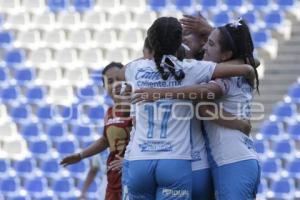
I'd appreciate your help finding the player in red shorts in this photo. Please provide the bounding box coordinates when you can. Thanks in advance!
[60,62,132,200]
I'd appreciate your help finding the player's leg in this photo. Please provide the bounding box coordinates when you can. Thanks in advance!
[156,159,192,200]
[212,159,261,200]
[127,160,156,200]
[192,168,215,200]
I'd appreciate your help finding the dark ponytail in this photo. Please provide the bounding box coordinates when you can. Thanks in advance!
[147,17,184,81]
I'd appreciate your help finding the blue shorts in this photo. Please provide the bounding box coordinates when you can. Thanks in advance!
[127,159,192,200]
[192,168,215,200]
[122,159,129,200]
[212,159,261,200]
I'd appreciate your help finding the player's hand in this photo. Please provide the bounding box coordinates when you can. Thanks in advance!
[60,153,81,167]
[180,15,213,37]
[131,88,161,104]
[108,155,124,172]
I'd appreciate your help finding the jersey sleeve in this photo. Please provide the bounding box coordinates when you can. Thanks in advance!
[125,61,136,82]
[189,60,217,84]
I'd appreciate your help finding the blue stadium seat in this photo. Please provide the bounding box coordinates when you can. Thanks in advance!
[287,123,300,140]
[11,196,29,200]
[52,178,75,198]
[287,82,300,103]
[20,122,42,141]
[77,85,97,100]
[25,177,48,197]
[201,0,218,8]
[14,158,37,178]
[213,11,230,27]
[15,68,36,85]
[87,106,105,121]
[259,120,283,139]
[262,158,281,179]
[0,67,8,84]
[224,0,243,9]
[241,11,258,25]
[61,104,78,121]
[286,158,300,179]
[0,31,13,47]
[257,178,268,199]
[0,86,19,103]
[29,140,51,159]
[175,0,193,10]
[276,0,295,9]
[272,140,295,159]
[250,0,270,9]
[26,86,46,103]
[36,105,52,121]
[104,95,114,107]
[48,0,68,12]
[74,0,94,12]
[10,105,30,121]
[0,159,10,177]
[272,102,297,121]
[90,69,103,86]
[56,139,78,155]
[35,195,57,200]
[149,0,167,11]
[0,177,21,196]
[265,10,284,29]
[40,158,60,178]
[5,49,25,66]
[253,30,270,48]
[270,178,295,199]
[72,124,92,140]
[67,160,88,179]
[254,139,268,156]
[46,123,67,141]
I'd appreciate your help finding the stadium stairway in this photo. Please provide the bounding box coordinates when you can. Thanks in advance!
[252,19,300,133]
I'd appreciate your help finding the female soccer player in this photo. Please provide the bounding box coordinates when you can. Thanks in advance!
[131,19,260,200]
[60,62,132,200]
[118,17,255,200]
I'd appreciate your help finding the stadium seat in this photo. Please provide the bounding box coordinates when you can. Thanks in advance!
[56,139,79,155]
[254,139,269,157]
[40,157,60,178]
[122,0,146,10]
[57,12,81,30]
[175,0,193,10]
[4,12,30,30]
[43,30,67,49]
[0,122,18,142]
[272,140,295,159]
[11,195,29,200]
[14,158,37,178]
[119,29,143,48]
[253,30,270,48]
[64,68,89,86]
[2,138,29,159]
[20,122,42,141]
[0,67,8,84]
[287,82,300,103]
[258,120,283,139]
[77,85,98,100]
[29,140,51,159]
[22,0,46,13]
[67,159,88,179]
[82,11,106,30]
[15,68,36,85]
[0,31,14,47]
[36,105,53,121]
[265,10,284,29]
[26,86,46,103]
[48,0,68,12]
[87,105,105,121]
[0,0,21,12]
[69,29,92,48]
[60,104,79,122]
[133,11,157,29]
[37,68,63,85]
[54,48,78,67]
[272,102,297,121]
[257,178,268,199]
[250,0,270,9]
[149,0,167,11]
[104,95,114,107]
[74,0,94,12]
[106,48,129,64]
[31,12,56,30]
[48,86,75,105]
[286,158,300,179]
[224,0,243,9]
[276,0,295,8]
[0,159,10,177]
[10,104,31,122]
[90,69,103,85]
[0,104,9,122]
[287,122,300,140]
[72,124,93,139]
[213,11,230,27]
[262,158,282,179]
[46,123,67,141]
[201,0,219,9]
[241,10,258,26]
[80,48,104,66]
[93,30,118,49]
[52,178,76,198]
[270,178,295,199]
[109,12,132,29]
[95,0,120,11]
[25,177,48,197]
[5,49,25,65]
[28,48,53,68]
[35,195,57,200]
[0,86,19,103]
[0,177,21,196]
[15,30,42,49]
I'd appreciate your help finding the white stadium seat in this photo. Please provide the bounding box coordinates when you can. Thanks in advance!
[31,12,56,30]
[80,48,104,66]
[122,0,147,11]
[0,122,18,142]
[119,29,144,49]
[0,0,22,13]
[47,86,75,105]
[82,11,107,30]
[37,68,63,85]
[57,12,82,30]
[108,11,132,29]
[22,0,46,13]
[27,48,53,68]
[93,30,118,49]
[133,11,157,29]
[15,30,42,49]
[43,30,67,49]
[4,12,31,30]
[68,29,92,49]
[2,137,29,160]
[95,0,121,11]
[54,48,78,67]
[106,48,129,64]
[0,105,9,123]
[64,68,90,86]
